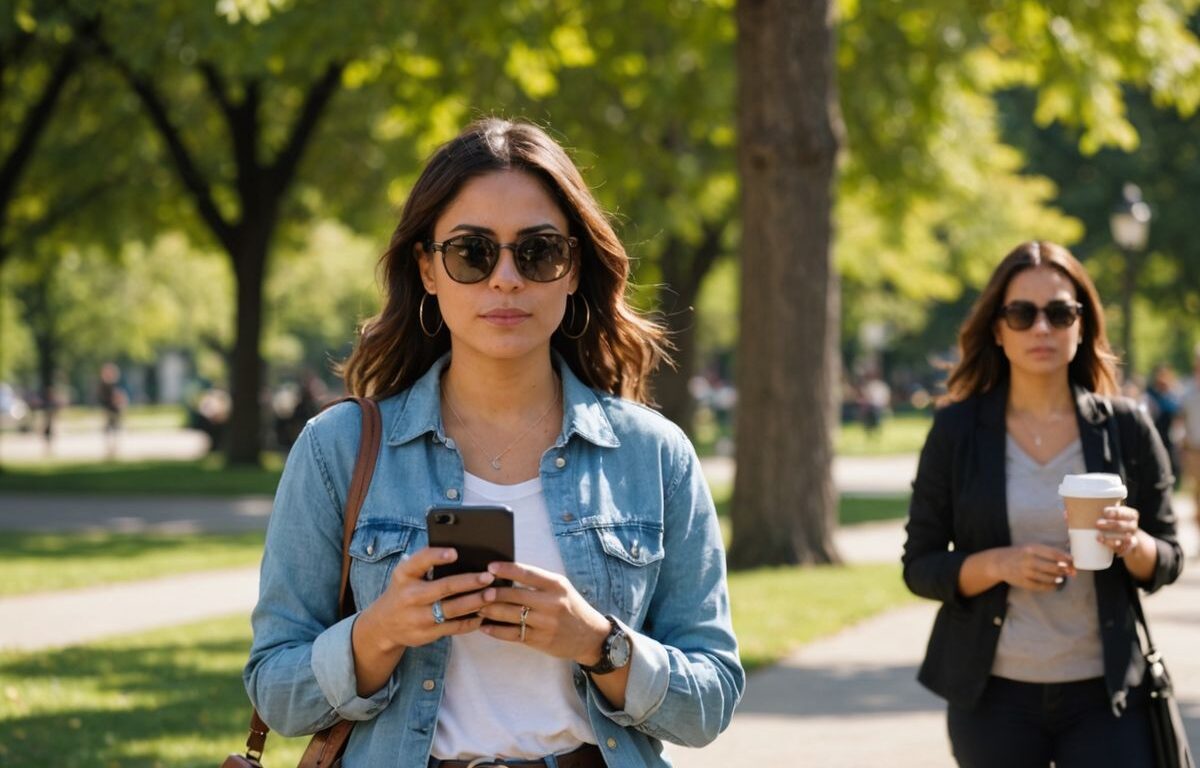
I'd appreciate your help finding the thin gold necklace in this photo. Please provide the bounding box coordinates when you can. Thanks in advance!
[1011,407,1072,448]
[442,381,560,471]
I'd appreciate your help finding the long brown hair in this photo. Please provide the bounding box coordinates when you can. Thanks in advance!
[943,240,1120,403]
[340,119,670,401]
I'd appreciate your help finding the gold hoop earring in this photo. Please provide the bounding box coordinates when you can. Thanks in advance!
[560,293,590,340]
[419,293,444,337]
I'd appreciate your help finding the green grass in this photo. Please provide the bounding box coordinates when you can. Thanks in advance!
[54,405,189,432]
[0,563,911,763]
[0,456,283,496]
[0,616,312,767]
[709,480,909,527]
[0,532,266,597]
[835,411,932,456]
[729,562,915,672]
[694,408,931,458]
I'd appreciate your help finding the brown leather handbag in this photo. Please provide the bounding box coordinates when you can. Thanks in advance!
[223,396,382,768]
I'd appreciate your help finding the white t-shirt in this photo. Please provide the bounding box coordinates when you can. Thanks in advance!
[430,472,595,760]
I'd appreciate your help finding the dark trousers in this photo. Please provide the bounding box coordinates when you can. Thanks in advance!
[948,676,1154,768]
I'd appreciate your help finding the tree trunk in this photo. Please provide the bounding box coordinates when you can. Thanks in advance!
[729,0,843,568]
[226,233,269,465]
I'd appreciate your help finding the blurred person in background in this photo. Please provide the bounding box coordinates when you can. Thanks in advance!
[902,241,1183,768]
[1143,363,1181,487]
[244,119,743,766]
[97,362,128,459]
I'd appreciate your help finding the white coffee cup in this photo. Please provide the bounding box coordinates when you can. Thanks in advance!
[1058,473,1127,570]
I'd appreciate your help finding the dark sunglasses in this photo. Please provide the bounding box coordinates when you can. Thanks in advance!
[997,299,1083,331]
[426,233,577,284]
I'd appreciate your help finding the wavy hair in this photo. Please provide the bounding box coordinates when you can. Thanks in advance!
[943,240,1120,403]
[339,118,670,402]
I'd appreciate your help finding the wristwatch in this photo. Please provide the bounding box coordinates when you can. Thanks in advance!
[579,615,631,675]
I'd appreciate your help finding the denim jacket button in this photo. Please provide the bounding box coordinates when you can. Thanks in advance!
[445,488,459,500]
[606,737,618,749]
[561,513,575,522]
[422,679,436,691]
[366,544,375,557]
[554,456,567,469]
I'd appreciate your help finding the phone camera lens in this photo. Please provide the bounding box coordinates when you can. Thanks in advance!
[435,513,456,525]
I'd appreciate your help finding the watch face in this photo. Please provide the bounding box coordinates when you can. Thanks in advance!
[608,630,631,669]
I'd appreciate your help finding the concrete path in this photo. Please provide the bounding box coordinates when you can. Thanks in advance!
[0,568,260,652]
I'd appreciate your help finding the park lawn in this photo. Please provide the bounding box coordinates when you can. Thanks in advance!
[709,479,909,527]
[0,563,912,765]
[730,562,914,672]
[0,456,284,496]
[0,532,267,597]
[0,617,312,767]
[835,411,932,456]
[54,404,190,432]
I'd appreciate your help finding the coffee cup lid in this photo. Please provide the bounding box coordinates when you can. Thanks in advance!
[1058,472,1126,499]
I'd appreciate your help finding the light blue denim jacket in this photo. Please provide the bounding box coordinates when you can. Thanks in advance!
[244,354,744,766]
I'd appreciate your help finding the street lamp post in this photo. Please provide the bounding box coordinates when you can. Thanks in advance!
[1109,183,1151,379]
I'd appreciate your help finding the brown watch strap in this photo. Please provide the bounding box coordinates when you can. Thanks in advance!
[239,396,382,765]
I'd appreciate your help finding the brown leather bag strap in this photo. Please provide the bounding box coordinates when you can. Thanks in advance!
[233,396,382,767]
[328,395,383,618]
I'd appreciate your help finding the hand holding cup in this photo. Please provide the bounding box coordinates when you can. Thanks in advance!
[1095,504,1141,557]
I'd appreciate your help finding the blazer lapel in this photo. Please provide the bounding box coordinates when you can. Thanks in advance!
[1074,385,1110,473]
[976,385,1011,547]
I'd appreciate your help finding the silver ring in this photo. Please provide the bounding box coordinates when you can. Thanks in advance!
[431,600,445,624]
[519,605,530,642]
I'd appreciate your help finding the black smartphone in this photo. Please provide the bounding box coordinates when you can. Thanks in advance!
[425,505,515,589]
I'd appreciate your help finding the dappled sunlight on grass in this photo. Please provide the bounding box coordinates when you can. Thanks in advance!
[0,616,310,767]
[0,532,266,596]
[0,455,284,496]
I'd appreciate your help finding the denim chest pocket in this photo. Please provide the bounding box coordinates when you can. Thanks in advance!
[348,521,425,608]
[593,522,665,619]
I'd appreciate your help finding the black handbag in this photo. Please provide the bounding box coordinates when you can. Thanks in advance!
[1130,588,1196,768]
[222,396,381,768]
[1104,397,1196,768]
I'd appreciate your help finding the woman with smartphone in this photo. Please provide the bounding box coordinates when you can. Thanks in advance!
[244,119,744,766]
[902,241,1184,767]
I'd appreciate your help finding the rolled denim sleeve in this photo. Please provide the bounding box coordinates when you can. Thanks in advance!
[587,617,670,725]
[593,438,745,747]
[310,614,393,719]
[243,420,394,736]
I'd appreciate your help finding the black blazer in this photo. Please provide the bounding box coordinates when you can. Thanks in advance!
[902,383,1185,713]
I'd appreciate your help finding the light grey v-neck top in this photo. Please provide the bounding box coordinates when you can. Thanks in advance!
[991,436,1105,682]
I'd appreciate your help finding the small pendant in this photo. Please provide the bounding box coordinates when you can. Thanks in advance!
[490,458,502,470]
[1034,435,1042,447]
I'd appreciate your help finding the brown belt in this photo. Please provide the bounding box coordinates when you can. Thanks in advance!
[428,743,604,768]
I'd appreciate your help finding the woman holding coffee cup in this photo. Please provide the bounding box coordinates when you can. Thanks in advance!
[903,241,1184,767]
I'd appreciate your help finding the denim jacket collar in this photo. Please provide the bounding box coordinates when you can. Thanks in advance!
[385,352,620,449]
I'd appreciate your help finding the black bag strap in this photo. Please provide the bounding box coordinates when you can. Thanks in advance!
[231,396,382,766]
